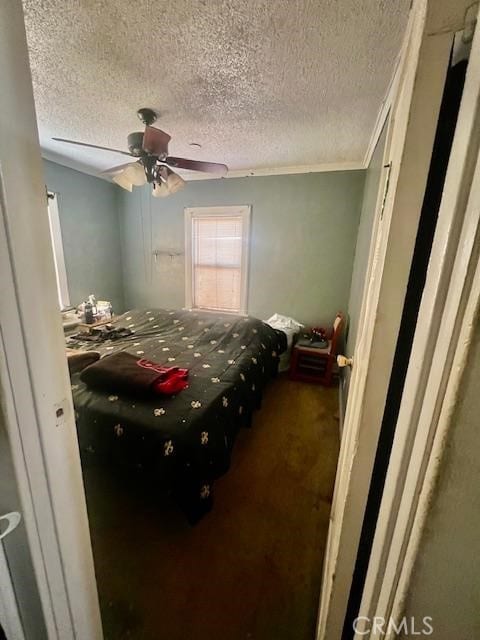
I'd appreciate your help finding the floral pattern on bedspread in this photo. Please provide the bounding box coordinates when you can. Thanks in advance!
[68,308,286,522]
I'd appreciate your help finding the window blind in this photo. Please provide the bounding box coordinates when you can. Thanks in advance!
[192,215,244,312]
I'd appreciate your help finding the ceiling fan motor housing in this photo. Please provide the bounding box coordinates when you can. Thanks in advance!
[128,131,146,157]
[142,155,163,184]
[136,107,157,126]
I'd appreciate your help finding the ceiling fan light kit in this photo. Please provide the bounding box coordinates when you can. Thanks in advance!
[124,162,147,186]
[112,172,133,192]
[52,107,228,198]
[166,170,186,194]
[151,168,186,197]
[152,182,170,198]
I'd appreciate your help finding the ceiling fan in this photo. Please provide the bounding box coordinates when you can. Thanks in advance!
[52,108,228,197]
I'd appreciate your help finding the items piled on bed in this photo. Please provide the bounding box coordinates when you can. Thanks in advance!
[77,294,113,325]
[62,295,114,336]
[71,325,133,342]
[80,351,189,396]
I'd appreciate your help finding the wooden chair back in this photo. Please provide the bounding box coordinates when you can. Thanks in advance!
[329,312,344,355]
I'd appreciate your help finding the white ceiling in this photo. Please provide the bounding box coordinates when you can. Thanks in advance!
[23,0,410,179]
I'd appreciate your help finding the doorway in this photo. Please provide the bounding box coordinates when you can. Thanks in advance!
[343,44,469,639]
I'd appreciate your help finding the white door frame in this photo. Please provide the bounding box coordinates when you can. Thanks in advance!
[316,1,466,637]
[356,11,480,638]
[0,2,102,638]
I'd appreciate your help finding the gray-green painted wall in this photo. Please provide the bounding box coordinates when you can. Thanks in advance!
[347,123,387,354]
[43,160,124,313]
[119,171,365,325]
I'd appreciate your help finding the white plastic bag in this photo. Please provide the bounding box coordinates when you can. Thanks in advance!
[265,313,304,372]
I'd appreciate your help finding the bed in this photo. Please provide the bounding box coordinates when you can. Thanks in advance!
[68,308,286,521]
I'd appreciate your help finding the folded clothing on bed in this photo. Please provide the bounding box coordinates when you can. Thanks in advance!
[66,349,101,374]
[80,351,188,396]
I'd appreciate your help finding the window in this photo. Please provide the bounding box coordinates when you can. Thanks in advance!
[47,192,70,310]
[185,206,251,314]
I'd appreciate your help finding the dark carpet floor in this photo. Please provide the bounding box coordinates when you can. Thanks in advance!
[83,376,340,640]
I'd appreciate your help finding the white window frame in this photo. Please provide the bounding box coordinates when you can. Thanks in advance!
[184,205,251,315]
[47,192,70,309]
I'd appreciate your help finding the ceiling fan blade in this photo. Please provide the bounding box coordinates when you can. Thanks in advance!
[142,126,171,156]
[165,156,228,176]
[52,137,132,156]
[100,162,136,176]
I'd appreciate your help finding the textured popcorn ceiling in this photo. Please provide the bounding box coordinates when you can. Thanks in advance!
[23,0,410,178]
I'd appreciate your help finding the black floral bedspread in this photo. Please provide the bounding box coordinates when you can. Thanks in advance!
[69,308,286,522]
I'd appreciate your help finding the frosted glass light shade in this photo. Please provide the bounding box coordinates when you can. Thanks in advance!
[124,163,147,186]
[166,171,186,194]
[112,172,133,191]
[152,182,169,197]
